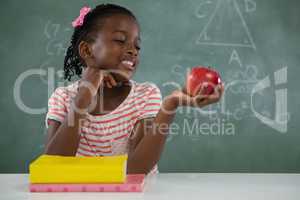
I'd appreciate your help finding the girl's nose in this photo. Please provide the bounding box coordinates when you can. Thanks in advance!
[126,44,138,57]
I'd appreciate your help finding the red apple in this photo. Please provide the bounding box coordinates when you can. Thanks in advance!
[186,66,222,96]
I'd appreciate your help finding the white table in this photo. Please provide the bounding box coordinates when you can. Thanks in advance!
[1,173,300,200]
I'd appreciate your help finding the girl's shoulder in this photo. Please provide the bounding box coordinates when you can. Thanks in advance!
[132,80,161,95]
[49,80,79,100]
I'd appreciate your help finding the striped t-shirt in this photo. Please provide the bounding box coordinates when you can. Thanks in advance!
[45,79,162,173]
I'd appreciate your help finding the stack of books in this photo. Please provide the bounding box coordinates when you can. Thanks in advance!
[29,154,145,192]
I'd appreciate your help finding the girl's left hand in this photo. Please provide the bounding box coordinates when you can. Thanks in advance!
[170,83,224,108]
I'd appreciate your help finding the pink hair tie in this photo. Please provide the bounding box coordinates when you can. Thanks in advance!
[72,6,91,28]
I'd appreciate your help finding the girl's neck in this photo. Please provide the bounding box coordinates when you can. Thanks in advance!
[88,81,132,116]
[97,80,131,96]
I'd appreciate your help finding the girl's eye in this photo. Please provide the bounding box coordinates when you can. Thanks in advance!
[135,45,141,51]
[114,39,125,44]
[114,39,141,51]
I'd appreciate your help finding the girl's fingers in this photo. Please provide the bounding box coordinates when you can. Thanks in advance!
[216,83,224,99]
[220,83,225,96]
[103,73,117,87]
[204,84,222,104]
[106,81,112,88]
[176,82,225,108]
[191,84,224,107]
[108,74,118,86]
[194,96,207,107]
[102,78,112,88]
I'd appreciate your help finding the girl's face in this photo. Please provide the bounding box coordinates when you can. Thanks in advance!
[87,14,140,82]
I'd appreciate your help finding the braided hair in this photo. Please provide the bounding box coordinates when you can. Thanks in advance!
[64,4,137,81]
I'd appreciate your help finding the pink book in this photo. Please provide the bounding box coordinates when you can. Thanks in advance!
[29,174,145,192]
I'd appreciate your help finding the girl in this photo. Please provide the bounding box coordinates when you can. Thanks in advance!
[44,4,224,174]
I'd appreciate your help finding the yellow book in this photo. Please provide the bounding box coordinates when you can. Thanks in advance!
[29,154,127,183]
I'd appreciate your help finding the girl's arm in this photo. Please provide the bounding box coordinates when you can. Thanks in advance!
[44,68,116,155]
[127,97,178,174]
[44,87,95,156]
[127,85,224,174]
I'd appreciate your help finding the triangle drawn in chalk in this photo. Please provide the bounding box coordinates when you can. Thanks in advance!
[196,0,256,49]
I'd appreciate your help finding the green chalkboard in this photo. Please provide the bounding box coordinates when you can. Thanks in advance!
[1,0,300,173]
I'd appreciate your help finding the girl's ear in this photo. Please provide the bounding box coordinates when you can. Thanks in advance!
[78,41,98,68]
[78,41,93,60]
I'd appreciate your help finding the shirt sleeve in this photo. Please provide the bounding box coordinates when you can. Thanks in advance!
[137,83,162,120]
[45,87,68,129]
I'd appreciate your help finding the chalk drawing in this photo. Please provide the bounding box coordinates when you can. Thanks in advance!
[44,20,71,56]
[196,0,256,49]
[195,1,213,18]
[229,49,243,67]
[244,0,256,13]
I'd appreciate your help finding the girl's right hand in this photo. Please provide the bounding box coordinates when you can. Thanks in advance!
[73,46,118,112]
[80,67,117,96]
[81,53,118,95]
[74,67,117,110]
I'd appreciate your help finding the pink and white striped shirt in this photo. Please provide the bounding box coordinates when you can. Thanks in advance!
[45,79,162,173]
